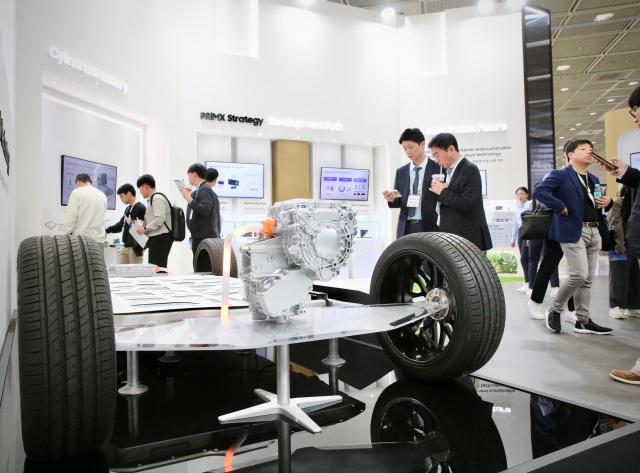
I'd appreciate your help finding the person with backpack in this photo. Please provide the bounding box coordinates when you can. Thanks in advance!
[136,174,174,268]
[181,163,216,255]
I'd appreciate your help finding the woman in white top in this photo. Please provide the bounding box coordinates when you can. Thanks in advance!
[511,186,532,293]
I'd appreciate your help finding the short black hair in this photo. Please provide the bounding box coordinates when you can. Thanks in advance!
[563,139,575,154]
[565,139,593,155]
[428,132,459,152]
[136,174,156,188]
[205,168,219,183]
[76,173,92,184]
[515,186,529,195]
[628,85,640,108]
[398,128,425,144]
[187,163,207,179]
[117,183,136,196]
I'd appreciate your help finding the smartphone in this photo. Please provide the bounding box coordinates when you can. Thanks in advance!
[590,151,618,170]
[174,179,186,191]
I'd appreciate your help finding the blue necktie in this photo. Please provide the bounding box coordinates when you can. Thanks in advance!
[408,167,421,219]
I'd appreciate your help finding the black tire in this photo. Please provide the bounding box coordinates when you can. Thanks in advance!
[370,379,507,473]
[193,238,238,277]
[370,232,505,380]
[17,235,117,461]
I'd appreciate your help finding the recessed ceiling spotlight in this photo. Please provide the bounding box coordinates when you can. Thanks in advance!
[576,123,582,126]
[559,136,565,139]
[557,65,571,71]
[594,13,614,22]
[592,141,597,144]
[607,98,615,102]
[569,128,576,131]
[630,81,639,86]
[381,6,396,21]
[477,0,495,14]
[590,112,597,116]
[560,87,569,92]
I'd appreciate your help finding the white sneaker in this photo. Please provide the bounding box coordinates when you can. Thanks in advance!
[564,310,577,324]
[550,287,559,299]
[526,289,533,297]
[624,309,640,318]
[609,307,627,319]
[528,299,545,320]
[517,284,529,294]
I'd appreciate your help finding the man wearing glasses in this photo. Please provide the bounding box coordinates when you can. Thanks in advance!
[606,85,640,385]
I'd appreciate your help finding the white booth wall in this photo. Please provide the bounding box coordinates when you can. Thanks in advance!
[14,0,528,276]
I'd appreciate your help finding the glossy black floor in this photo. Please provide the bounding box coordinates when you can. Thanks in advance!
[22,337,632,473]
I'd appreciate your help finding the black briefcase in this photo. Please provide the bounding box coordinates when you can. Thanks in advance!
[519,206,553,240]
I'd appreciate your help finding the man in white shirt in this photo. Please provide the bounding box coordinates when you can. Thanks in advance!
[63,173,107,241]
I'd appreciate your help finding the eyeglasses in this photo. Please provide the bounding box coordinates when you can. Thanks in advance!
[629,105,640,118]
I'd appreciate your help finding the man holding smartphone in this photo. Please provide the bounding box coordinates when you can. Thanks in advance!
[383,128,440,238]
[534,139,612,335]
[605,85,640,385]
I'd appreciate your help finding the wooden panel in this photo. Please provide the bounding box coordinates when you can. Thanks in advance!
[271,140,311,202]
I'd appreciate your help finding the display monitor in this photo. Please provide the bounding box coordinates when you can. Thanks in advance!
[320,167,370,201]
[630,151,640,170]
[61,155,117,210]
[204,161,264,198]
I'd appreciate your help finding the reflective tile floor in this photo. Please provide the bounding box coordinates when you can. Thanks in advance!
[21,336,632,473]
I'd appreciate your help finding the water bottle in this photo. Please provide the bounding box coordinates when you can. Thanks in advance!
[593,184,602,199]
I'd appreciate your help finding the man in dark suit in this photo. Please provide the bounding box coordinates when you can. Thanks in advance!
[428,132,492,251]
[383,128,439,238]
[534,139,612,336]
[205,168,222,238]
[180,163,215,255]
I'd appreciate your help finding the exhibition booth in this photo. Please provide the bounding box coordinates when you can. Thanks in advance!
[1,1,639,472]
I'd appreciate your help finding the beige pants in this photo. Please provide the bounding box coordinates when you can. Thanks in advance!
[118,246,144,264]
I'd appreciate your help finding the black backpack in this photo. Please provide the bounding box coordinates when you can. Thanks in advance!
[150,192,186,242]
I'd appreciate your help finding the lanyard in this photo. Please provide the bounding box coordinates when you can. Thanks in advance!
[575,171,595,206]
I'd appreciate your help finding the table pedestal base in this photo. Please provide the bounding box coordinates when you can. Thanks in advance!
[218,344,341,433]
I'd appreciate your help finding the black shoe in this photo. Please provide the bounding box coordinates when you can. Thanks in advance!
[545,309,561,333]
[574,320,612,335]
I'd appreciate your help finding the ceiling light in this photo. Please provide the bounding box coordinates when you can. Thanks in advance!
[590,112,597,116]
[607,98,615,102]
[576,123,582,126]
[477,0,495,14]
[630,81,639,86]
[557,65,571,71]
[592,141,597,144]
[380,7,396,21]
[560,87,569,92]
[559,136,564,139]
[594,13,614,22]
[569,128,576,131]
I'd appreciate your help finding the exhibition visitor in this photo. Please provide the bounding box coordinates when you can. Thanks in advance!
[63,173,107,241]
[511,186,533,294]
[607,185,640,319]
[205,168,222,238]
[534,139,612,335]
[181,163,216,254]
[428,132,493,251]
[136,174,173,268]
[528,144,574,322]
[607,84,640,386]
[383,128,440,238]
[105,183,146,264]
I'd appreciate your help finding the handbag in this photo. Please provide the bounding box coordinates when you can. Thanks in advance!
[519,204,553,240]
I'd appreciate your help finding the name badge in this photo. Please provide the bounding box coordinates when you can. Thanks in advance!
[407,195,420,208]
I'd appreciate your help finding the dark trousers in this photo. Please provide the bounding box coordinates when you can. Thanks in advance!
[609,257,640,309]
[527,240,543,288]
[148,233,173,268]
[191,237,205,256]
[518,237,529,284]
[531,239,575,311]
[404,221,434,236]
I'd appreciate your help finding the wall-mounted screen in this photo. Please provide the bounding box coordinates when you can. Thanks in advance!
[320,167,370,201]
[205,161,264,198]
[61,155,117,210]
[630,152,640,170]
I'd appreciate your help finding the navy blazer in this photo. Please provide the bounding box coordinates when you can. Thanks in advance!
[534,166,609,244]
[388,158,440,238]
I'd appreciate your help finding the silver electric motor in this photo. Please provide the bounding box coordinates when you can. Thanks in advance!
[240,199,357,322]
